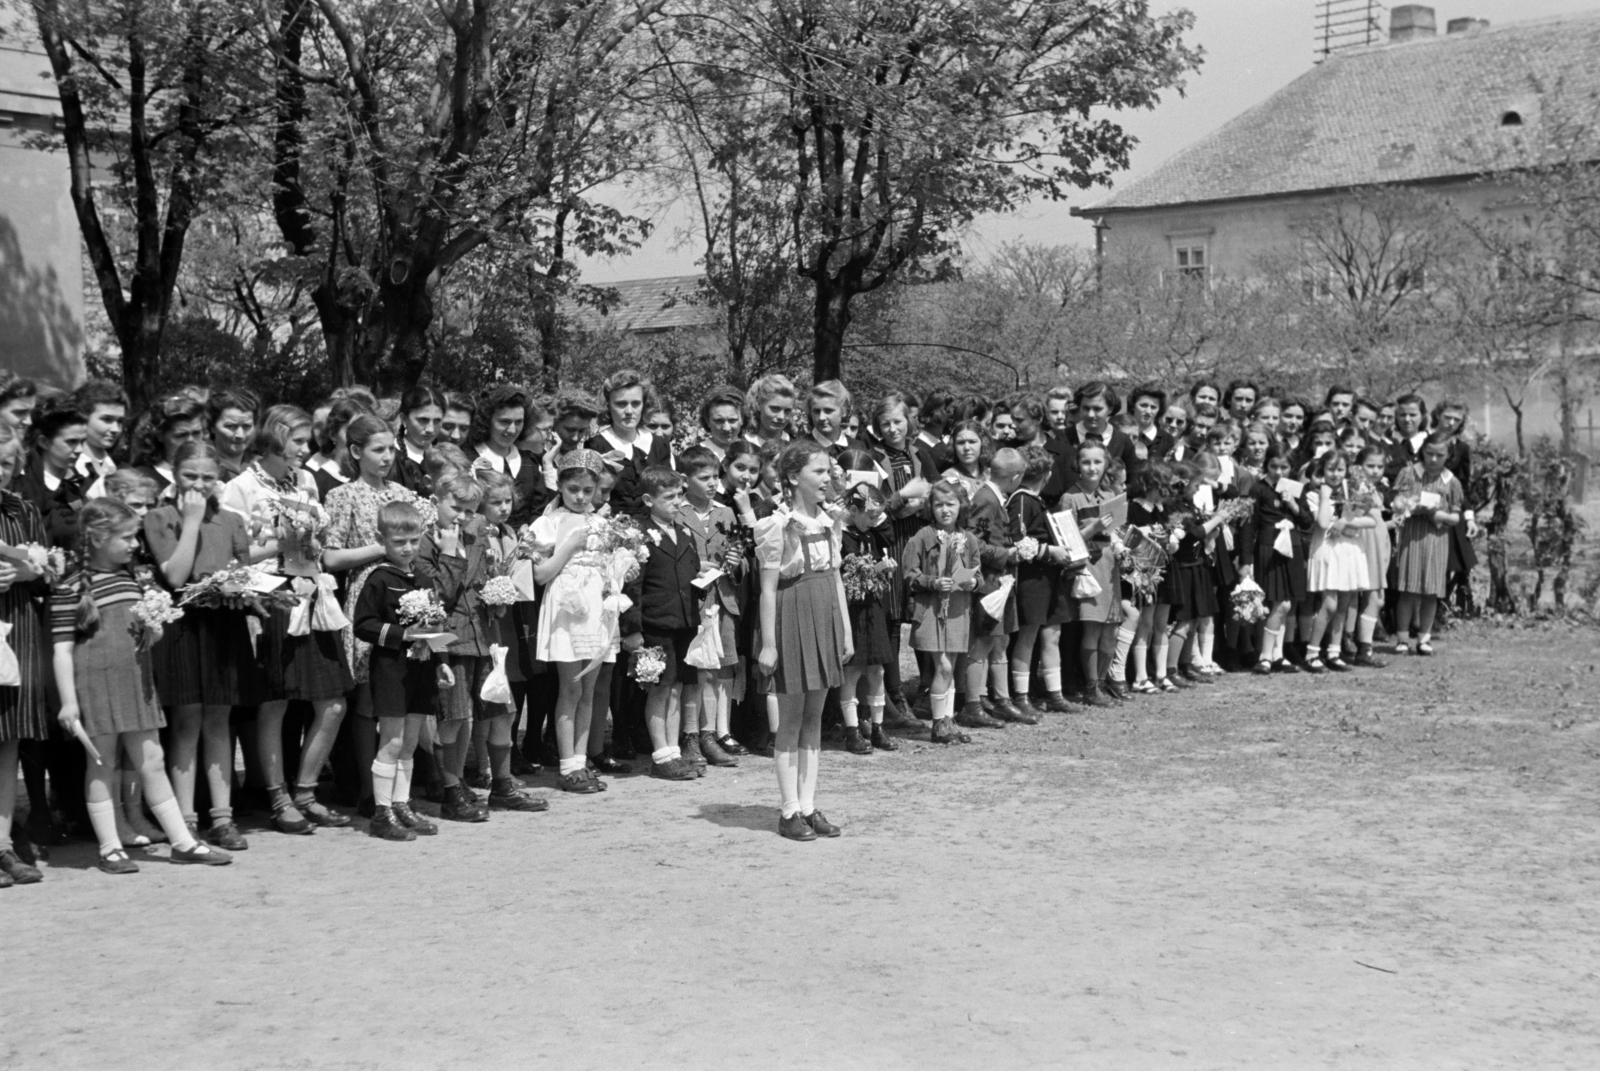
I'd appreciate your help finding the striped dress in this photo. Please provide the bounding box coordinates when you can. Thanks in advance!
[1394,468,1463,597]
[51,569,166,736]
[0,493,52,742]
[874,445,926,622]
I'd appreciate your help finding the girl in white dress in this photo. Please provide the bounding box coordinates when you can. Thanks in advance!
[532,449,619,793]
[1301,451,1374,672]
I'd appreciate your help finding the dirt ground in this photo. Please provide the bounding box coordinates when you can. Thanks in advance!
[4,622,1599,1070]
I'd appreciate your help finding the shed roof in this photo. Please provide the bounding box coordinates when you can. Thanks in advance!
[1078,11,1600,215]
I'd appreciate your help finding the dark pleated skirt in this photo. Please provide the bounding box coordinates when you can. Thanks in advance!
[1257,552,1308,607]
[152,606,265,708]
[773,571,846,694]
[1162,560,1220,623]
[258,607,355,702]
[846,597,894,667]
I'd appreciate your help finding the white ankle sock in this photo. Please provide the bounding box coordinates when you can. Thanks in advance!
[930,689,952,719]
[651,747,675,764]
[1357,613,1378,645]
[88,799,122,857]
[149,796,198,850]
[558,756,586,776]
[1041,667,1062,693]
[867,698,885,725]
[371,761,397,808]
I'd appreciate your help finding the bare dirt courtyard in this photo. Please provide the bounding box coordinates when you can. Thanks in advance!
[4,621,1598,1070]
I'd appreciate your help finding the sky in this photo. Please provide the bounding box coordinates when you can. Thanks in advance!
[580,0,1600,284]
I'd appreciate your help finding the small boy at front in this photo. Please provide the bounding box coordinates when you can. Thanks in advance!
[354,501,455,841]
[622,466,707,782]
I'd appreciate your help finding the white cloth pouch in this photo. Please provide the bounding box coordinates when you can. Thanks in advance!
[978,575,1015,619]
[685,606,725,670]
[480,644,512,705]
[0,621,17,687]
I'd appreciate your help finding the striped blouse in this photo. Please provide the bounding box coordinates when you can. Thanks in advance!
[51,569,145,641]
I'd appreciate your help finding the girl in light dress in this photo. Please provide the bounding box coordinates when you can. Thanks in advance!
[1299,451,1374,672]
[1391,434,1464,656]
[531,449,620,794]
[756,440,852,841]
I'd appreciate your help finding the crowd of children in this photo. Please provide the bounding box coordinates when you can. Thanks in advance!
[0,367,1480,877]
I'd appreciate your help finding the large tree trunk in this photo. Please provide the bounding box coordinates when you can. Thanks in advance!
[812,281,850,382]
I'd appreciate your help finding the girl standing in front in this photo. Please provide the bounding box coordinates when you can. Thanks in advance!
[223,405,355,833]
[53,500,232,871]
[1392,434,1464,655]
[1347,446,1393,667]
[531,449,619,794]
[1240,445,1310,673]
[145,441,263,850]
[1300,451,1374,672]
[837,479,897,755]
[901,480,980,745]
[0,420,50,887]
[1059,441,1123,707]
[757,440,852,841]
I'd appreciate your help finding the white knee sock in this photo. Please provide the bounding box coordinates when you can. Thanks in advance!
[988,658,1010,699]
[1357,613,1378,646]
[1198,619,1215,665]
[149,796,198,850]
[797,745,819,815]
[1011,667,1031,698]
[841,696,859,728]
[1110,623,1138,679]
[1263,627,1283,663]
[88,799,122,857]
[931,689,952,719]
[1041,667,1062,693]
[867,697,885,726]
[371,761,397,808]
[776,747,800,817]
[394,760,413,805]
[1131,641,1150,683]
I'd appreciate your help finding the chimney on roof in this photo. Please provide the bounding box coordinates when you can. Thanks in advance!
[1447,17,1490,34]
[1390,5,1437,42]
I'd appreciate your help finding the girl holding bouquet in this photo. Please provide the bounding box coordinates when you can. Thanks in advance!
[1347,447,1393,667]
[837,478,896,755]
[1391,435,1464,655]
[1059,441,1124,707]
[901,480,980,746]
[144,440,263,851]
[756,440,852,840]
[222,405,353,834]
[53,499,231,871]
[0,420,51,886]
[1240,445,1310,674]
[531,449,622,794]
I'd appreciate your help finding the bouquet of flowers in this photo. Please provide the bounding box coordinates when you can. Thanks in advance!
[128,586,184,651]
[1110,525,1168,605]
[602,514,652,584]
[514,524,551,562]
[934,530,968,619]
[1013,535,1042,563]
[1231,577,1269,623]
[713,516,753,568]
[0,542,68,584]
[479,575,519,615]
[398,588,448,660]
[841,552,892,605]
[178,566,297,615]
[631,645,667,685]
[1214,497,1255,525]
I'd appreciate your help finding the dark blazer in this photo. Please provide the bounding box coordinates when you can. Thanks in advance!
[966,483,1014,575]
[1384,435,1425,486]
[588,432,672,517]
[1041,426,1139,503]
[622,521,702,635]
[14,454,86,547]
[392,446,430,496]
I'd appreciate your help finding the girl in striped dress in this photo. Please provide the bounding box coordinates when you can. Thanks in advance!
[53,499,231,872]
[0,421,50,886]
[1392,435,1463,656]
[756,440,851,841]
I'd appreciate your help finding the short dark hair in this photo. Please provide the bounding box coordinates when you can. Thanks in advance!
[677,446,720,476]
[69,379,128,415]
[638,465,684,499]
[377,501,425,537]
[699,389,745,434]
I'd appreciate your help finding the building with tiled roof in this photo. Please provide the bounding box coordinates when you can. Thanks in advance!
[569,274,719,335]
[1072,5,1600,280]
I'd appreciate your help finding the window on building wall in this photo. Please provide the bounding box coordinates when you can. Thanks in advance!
[1174,245,1208,282]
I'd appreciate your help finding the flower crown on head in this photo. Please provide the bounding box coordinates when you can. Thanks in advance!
[555,448,607,478]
